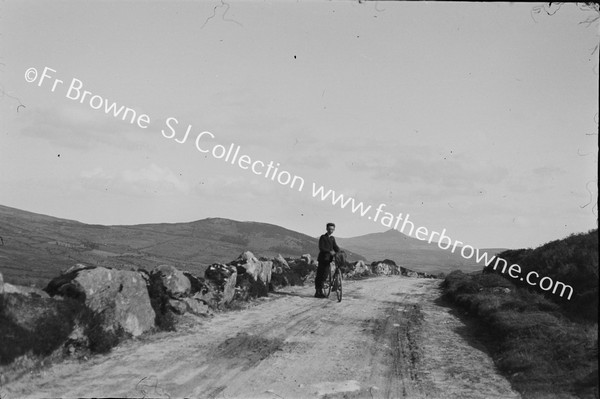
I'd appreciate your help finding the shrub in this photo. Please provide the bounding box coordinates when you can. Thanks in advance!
[146,273,176,332]
[0,294,83,364]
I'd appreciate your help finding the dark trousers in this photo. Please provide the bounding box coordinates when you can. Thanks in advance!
[315,259,330,290]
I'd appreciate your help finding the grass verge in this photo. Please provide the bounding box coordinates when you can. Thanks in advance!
[441,270,598,399]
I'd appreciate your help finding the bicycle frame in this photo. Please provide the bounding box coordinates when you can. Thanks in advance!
[323,260,342,302]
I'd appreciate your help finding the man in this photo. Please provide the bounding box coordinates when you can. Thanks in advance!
[315,222,340,298]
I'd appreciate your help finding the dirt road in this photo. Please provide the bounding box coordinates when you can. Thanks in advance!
[3,277,520,399]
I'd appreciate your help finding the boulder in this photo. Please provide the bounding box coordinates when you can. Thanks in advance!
[150,265,191,299]
[168,299,188,315]
[371,261,398,276]
[289,257,316,273]
[181,297,211,316]
[62,263,94,275]
[0,293,84,363]
[235,273,269,300]
[183,271,208,295]
[304,270,316,284]
[2,283,50,298]
[166,297,211,316]
[270,255,307,289]
[230,251,272,286]
[270,273,290,289]
[344,260,371,278]
[273,254,290,271]
[204,264,237,306]
[45,266,156,337]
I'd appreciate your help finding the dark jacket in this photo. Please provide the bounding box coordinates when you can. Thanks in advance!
[317,233,340,262]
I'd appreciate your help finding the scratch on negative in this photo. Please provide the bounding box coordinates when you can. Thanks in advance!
[201,0,243,29]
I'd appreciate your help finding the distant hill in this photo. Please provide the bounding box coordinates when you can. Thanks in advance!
[0,205,364,288]
[337,229,508,275]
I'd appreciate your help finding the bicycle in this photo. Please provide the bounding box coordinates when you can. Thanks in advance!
[322,260,342,302]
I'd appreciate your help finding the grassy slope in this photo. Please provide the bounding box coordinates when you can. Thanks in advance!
[441,230,599,398]
[490,229,599,322]
[0,205,364,288]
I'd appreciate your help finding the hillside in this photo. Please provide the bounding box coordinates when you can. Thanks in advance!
[490,229,599,321]
[441,228,599,398]
[337,229,507,275]
[0,205,364,287]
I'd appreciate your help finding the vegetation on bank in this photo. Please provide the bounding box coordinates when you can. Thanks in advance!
[488,229,598,322]
[441,229,598,398]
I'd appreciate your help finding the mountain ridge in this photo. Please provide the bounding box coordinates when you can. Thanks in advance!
[0,204,367,287]
[336,228,508,275]
[0,204,505,286]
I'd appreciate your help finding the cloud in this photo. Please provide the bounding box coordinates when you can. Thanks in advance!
[344,142,509,189]
[532,166,565,179]
[80,163,190,196]
[19,104,152,151]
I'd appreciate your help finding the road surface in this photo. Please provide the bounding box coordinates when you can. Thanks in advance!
[3,276,520,398]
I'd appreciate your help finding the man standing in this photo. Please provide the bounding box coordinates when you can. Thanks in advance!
[315,222,340,298]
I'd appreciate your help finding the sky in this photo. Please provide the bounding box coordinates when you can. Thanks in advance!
[0,1,598,250]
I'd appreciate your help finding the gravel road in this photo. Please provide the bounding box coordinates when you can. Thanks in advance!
[3,276,521,399]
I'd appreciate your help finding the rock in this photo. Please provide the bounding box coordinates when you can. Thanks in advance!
[62,263,94,275]
[301,254,312,264]
[372,261,392,275]
[399,266,436,279]
[371,260,401,276]
[0,293,85,363]
[304,270,316,284]
[204,264,238,306]
[181,297,211,316]
[0,272,4,295]
[165,294,212,316]
[221,267,238,304]
[147,272,176,331]
[273,254,290,271]
[136,268,151,286]
[344,260,371,278]
[168,299,187,315]
[230,251,273,286]
[183,272,218,309]
[183,271,208,295]
[270,272,290,289]
[235,273,269,300]
[46,266,156,337]
[2,283,50,298]
[150,265,191,299]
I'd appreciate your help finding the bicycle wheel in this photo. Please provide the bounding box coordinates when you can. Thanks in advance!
[324,265,333,298]
[335,271,342,302]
